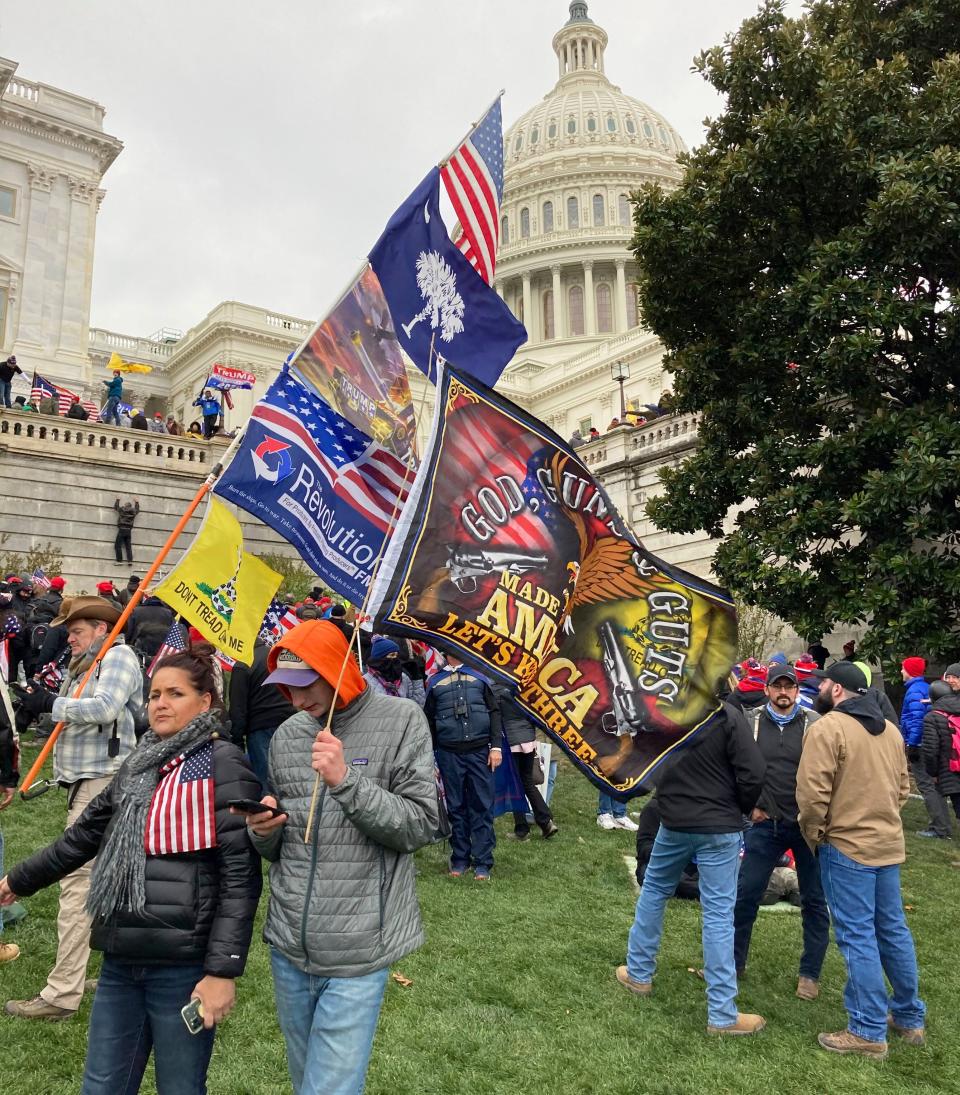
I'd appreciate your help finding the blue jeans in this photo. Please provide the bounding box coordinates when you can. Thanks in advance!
[246,727,276,793]
[818,843,925,1042]
[627,826,742,1028]
[0,379,11,408]
[733,819,829,979]
[598,792,626,819]
[103,396,121,425]
[81,957,214,1095]
[270,949,388,1095]
[435,747,495,871]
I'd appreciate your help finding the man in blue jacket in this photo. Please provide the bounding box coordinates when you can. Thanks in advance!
[901,656,949,839]
[101,370,123,426]
[192,389,221,439]
[424,653,502,880]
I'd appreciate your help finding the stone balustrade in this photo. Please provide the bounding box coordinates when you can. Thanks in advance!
[88,327,179,362]
[0,410,229,474]
[573,412,698,469]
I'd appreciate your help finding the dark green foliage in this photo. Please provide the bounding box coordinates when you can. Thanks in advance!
[635,0,960,665]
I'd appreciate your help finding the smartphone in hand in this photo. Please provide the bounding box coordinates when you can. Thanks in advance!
[228,798,284,819]
[181,997,204,1035]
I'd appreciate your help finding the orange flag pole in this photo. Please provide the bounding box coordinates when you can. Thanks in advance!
[19,429,247,798]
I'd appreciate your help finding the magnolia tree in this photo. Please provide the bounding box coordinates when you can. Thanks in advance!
[635,0,960,666]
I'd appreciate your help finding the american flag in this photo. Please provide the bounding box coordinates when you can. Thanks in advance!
[259,598,299,647]
[442,97,505,286]
[30,372,79,416]
[32,567,51,590]
[147,621,189,677]
[265,368,411,534]
[82,400,101,420]
[144,740,217,855]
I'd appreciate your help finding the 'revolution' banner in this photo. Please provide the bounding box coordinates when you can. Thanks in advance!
[368,366,738,798]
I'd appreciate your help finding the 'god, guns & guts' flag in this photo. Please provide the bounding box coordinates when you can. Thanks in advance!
[153,498,281,666]
[367,365,739,799]
[212,366,411,607]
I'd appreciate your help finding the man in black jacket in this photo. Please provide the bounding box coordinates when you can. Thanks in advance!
[125,594,174,662]
[113,498,139,565]
[616,702,766,1035]
[227,639,296,790]
[732,663,829,1000]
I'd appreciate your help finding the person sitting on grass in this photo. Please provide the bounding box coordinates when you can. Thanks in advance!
[0,643,262,1093]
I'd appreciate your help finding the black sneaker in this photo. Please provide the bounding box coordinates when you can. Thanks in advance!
[541,820,559,839]
[508,830,531,842]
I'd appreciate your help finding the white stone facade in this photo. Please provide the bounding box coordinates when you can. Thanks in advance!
[0,57,122,390]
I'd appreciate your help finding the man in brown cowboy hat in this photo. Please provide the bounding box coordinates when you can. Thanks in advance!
[5,596,142,1020]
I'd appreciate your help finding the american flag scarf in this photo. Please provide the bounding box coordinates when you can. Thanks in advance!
[86,712,222,920]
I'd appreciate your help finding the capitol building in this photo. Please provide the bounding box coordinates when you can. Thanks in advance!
[0,3,717,587]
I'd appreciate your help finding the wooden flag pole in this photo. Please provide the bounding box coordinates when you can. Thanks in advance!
[19,428,247,798]
[302,337,439,842]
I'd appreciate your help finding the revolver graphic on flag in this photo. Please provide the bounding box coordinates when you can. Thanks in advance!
[599,621,650,737]
[445,545,549,594]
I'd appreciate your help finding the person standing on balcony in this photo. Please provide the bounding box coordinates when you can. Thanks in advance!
[193,390,221,440]
[101,370,124,427]
[0,354,23,408]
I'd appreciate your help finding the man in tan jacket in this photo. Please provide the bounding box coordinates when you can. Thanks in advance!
[797,661,925,1060]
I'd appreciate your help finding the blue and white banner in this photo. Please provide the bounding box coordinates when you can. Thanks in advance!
[214,367,411,606]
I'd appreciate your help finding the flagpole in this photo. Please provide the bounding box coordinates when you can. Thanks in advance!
[437,89,505,168]
[303,335,438,842]
[19,427,248,798]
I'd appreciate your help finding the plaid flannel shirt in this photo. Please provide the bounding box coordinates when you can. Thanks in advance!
[52,640,142,783]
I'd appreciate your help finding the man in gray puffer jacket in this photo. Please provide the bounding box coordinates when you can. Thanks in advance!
[240,620,438,1095]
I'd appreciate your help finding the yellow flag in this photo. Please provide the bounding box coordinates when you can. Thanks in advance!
[154,498,281,665]
[107,350,152,374]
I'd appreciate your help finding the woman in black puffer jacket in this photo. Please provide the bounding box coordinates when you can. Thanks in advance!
[0,643,262,1095]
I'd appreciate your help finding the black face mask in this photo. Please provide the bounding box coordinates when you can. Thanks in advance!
[376,659,402,681]
[813,690,834,715]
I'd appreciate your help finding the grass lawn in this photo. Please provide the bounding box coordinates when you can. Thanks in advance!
[2,743,958,1095]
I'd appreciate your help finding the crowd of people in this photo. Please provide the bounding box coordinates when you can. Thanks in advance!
[0,574,956,1089]
[1,359,223,442]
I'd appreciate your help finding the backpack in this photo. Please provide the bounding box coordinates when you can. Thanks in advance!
[939,711,960,773]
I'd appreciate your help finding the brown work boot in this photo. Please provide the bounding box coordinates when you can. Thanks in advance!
[817,1029,888,1059]
[796,976,820,1000]
[0,942,19,964]
[707,1013,766,1035]
[887,1015,926,1046]
[615,965,652,996]
[4,996,76,1021]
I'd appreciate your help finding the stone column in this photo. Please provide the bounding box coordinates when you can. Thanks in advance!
[615,259,628,332]
[59,176,98,366]
[551,265,561,339]
[583,261,596,336]
[16,164,56,352]
[495,279,504,300]
[521,272,532,341]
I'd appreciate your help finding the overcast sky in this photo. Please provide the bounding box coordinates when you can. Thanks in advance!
[4,0,802,338]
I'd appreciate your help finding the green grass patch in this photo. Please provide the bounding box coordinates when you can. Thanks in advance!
[2,746,957,1094]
